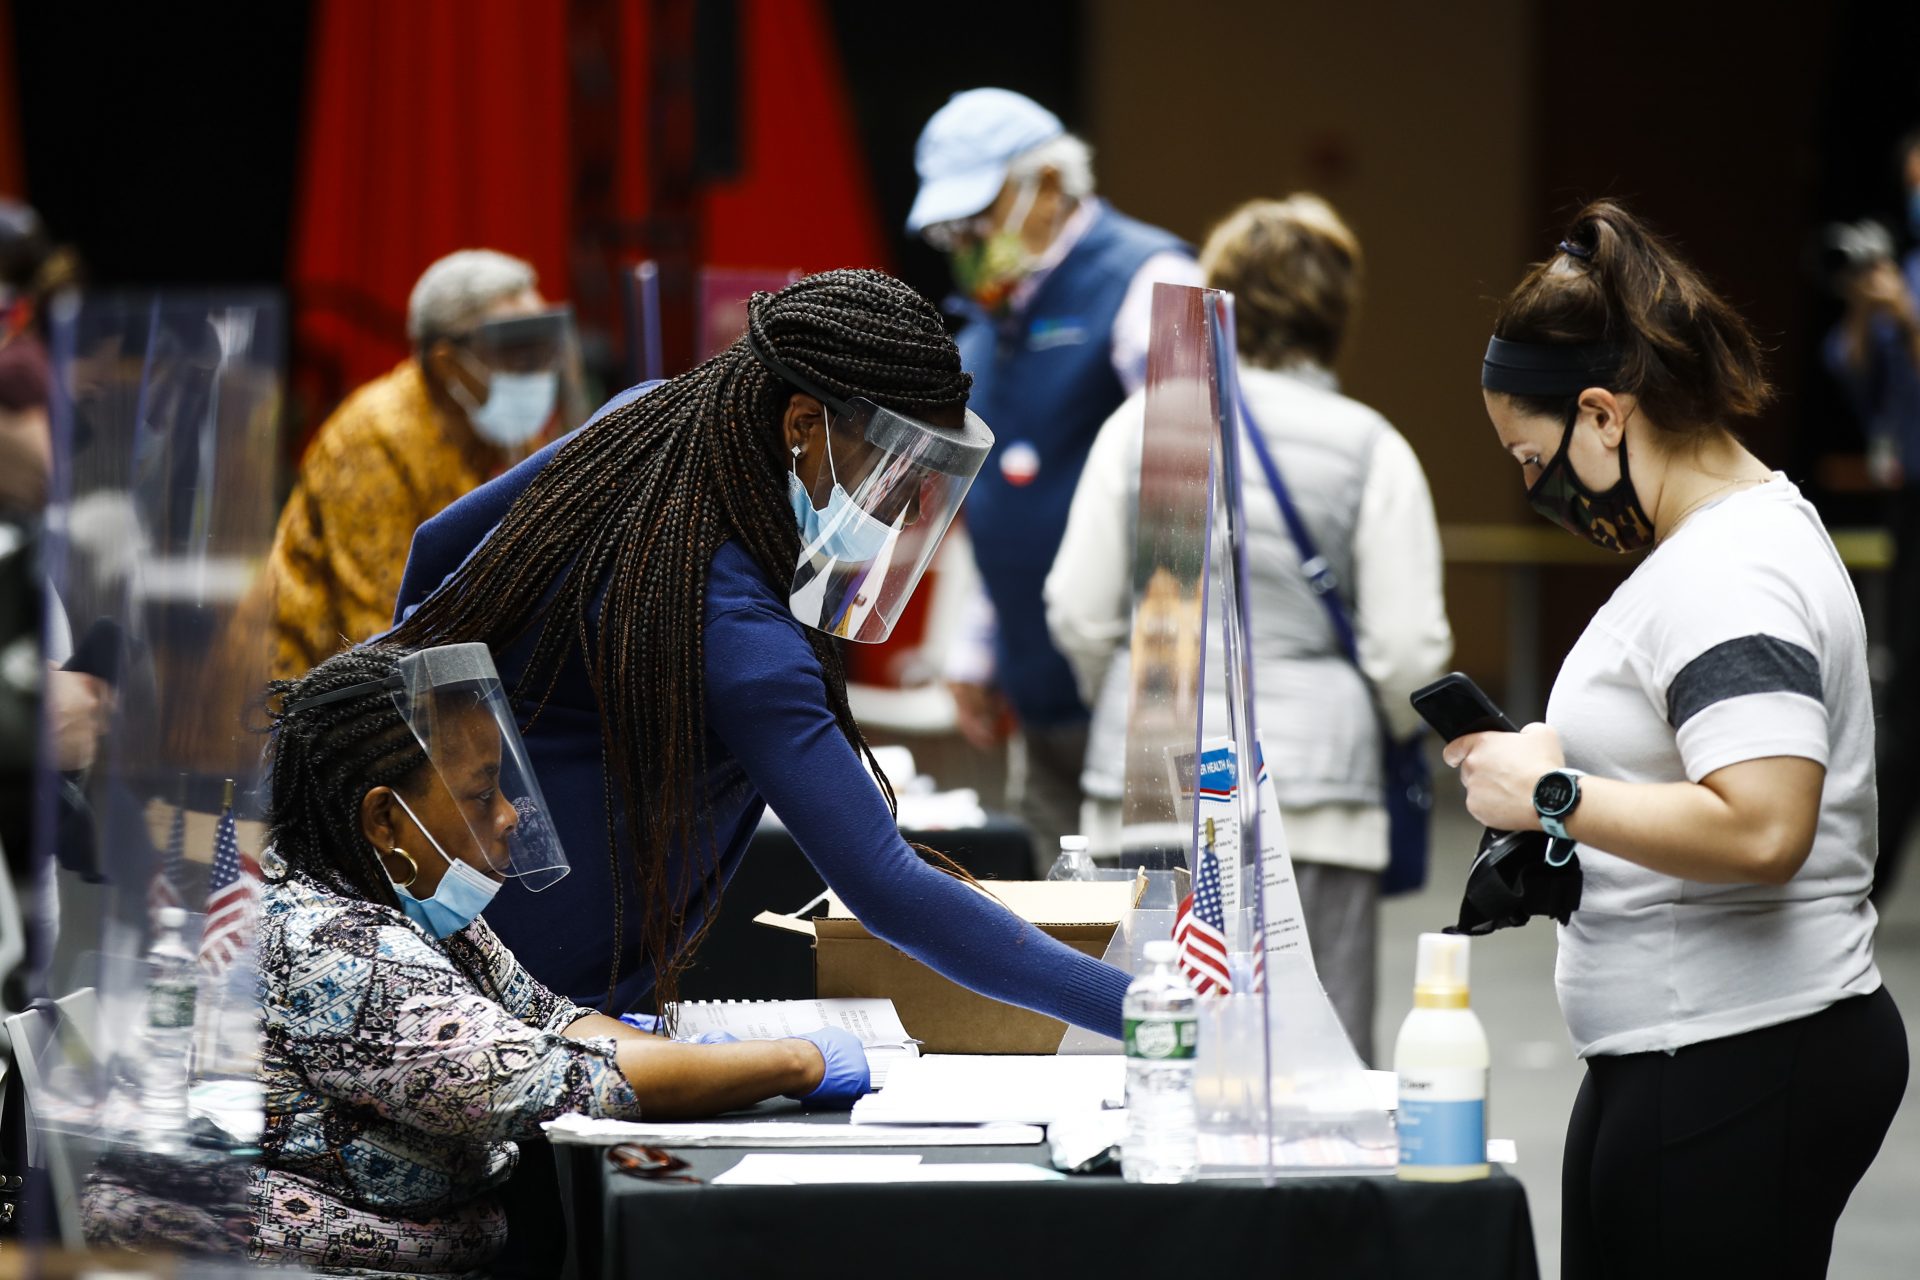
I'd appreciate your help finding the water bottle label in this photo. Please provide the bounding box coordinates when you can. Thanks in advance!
[148,983,196,1030]
[1125,1016,1197,1061]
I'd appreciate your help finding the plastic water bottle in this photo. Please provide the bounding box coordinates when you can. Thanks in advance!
[1122,938,1199,1183]
[138,906,196,1148]
[1046,834,1096,881]
[1394,933,1490,1181]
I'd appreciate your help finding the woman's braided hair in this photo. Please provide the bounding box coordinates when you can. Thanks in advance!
[388,269,973,1011]
[263,644,426,907]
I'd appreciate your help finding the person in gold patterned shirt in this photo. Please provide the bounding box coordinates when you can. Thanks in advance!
[264,249,570,679]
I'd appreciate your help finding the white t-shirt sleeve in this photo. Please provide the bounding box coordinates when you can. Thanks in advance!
[1630,553,1830,783]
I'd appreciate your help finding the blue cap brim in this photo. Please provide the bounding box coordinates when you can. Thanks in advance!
[905,165,1009,235]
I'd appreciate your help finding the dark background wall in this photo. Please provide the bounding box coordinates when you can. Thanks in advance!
[5,0,1910,703]
[12,3,311,286]
[1083,0,1534,683]
[1522,0,1918,686]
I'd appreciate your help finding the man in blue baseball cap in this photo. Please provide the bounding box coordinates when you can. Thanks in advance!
[910,88,1200,868]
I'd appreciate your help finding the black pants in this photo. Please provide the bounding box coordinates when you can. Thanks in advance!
[1562,987,1907,1279]
[496,1137,568,1280]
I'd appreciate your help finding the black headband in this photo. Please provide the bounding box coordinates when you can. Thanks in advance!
[1480,336,1620,398]
[745,334,851,415]
[282,675,401,716]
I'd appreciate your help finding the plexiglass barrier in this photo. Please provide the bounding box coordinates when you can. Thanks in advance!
[1116,286,1216,860]
[1083,284,1393,1177]
[20,291,282,1256]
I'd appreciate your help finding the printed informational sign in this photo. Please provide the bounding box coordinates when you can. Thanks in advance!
[1194,736,1313,973]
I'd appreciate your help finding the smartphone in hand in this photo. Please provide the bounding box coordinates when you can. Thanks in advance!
[1410,672,1518,743]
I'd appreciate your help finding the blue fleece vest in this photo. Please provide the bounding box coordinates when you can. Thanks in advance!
[957,206,1187,726]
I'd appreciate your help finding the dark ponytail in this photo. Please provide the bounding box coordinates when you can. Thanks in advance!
[1493,200,1772,433]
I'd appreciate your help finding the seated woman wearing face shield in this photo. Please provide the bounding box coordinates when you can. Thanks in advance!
[388,269,1136,1037]
[82,642,865,1274]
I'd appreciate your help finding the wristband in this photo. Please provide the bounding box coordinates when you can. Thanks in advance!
[1533,768,1588,842]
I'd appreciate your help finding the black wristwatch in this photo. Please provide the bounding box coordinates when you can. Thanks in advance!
[1533,768,1588,842]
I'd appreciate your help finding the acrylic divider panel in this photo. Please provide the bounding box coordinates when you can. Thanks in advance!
[26,292,284,1256]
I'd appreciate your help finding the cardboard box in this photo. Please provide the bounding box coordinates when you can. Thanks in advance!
[755,878,1141,1055]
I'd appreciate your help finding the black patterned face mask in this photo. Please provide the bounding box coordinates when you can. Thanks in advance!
[1525,406,1655,554]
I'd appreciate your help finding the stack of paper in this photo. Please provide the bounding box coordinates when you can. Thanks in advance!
[850,1054,1126,1126]
[712,1154,1064,1185]
[543,1114,1044,1148]
[668,998,920,1089]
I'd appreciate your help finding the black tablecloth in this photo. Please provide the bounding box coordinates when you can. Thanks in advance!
[676,814,1035,1001]
[556,1103,1540,1280]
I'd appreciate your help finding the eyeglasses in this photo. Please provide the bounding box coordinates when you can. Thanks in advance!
[606,1143,701,1185]
[921,214,995,253]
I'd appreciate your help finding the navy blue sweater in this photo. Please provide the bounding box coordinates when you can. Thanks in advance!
[393,387,1131,1037]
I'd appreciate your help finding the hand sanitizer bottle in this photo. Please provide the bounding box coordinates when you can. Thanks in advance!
[1394,932,1490,1181]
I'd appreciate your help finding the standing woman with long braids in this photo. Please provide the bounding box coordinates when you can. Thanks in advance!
[390,269,1134,1033]
[1444,202,1906,1277]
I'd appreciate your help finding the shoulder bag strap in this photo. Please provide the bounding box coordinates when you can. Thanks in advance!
[1239,392,1417,752]
[1238,393,1362,666]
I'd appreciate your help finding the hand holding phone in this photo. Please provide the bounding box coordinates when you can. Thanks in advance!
[1410,672,1518,744]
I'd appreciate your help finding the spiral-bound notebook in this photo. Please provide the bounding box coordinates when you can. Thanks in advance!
[666,998,921,1089]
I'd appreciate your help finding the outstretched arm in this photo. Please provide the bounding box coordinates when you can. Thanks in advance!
[708,600,1132,1039]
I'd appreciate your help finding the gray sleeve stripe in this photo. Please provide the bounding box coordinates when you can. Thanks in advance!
[1666,634,1823,729]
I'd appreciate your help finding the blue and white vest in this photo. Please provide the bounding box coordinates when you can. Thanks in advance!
[957,206,1187,726]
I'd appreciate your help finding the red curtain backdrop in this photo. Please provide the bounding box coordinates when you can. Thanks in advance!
[291,0,887,429]
[693,0,889,274]
[0,0,24,197]
[288,0,572,419]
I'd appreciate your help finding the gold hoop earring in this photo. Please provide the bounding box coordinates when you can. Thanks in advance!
[387,846,419,889]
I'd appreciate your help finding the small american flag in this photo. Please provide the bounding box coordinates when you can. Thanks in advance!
[198,797,258,977]
[148,802,186,917]
[1174,818,1233,996]
[1249,752,1269,993]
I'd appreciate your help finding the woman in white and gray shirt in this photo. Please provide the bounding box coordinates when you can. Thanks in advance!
[1045,196,1453,1062]
[1448,200,1906,1280]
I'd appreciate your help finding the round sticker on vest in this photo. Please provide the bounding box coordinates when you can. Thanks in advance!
[999,441,1040,487]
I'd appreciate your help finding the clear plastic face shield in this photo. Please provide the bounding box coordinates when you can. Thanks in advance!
[748,336,993,643]
[456,305,572,374]
[444,305,581,447]
[391,643,568,890]
[295,644,569,891]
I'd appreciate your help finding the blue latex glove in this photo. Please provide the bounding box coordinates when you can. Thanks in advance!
[689,1030,740,1045]
[784,1026,871,1107]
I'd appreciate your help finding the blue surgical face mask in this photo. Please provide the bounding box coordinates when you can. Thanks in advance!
[388,793,501,939]
[449,352,558,447]
[789,413,897,564]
